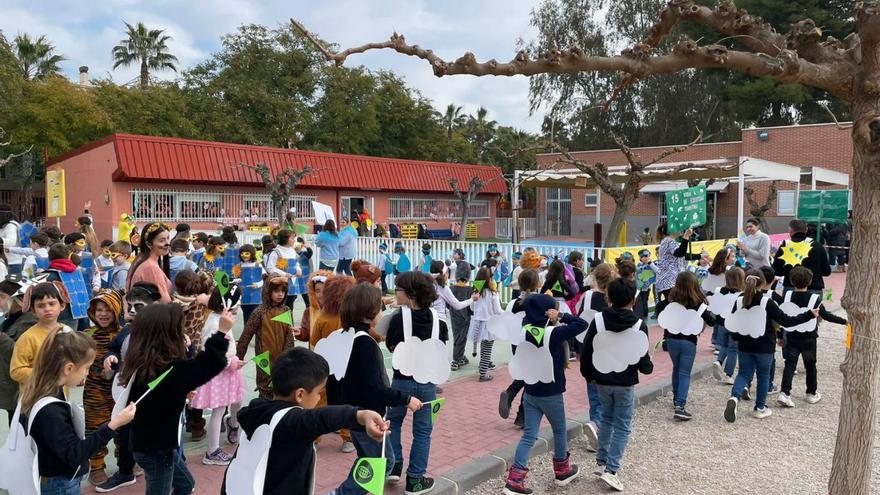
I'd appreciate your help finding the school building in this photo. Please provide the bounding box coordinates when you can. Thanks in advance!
[532,122,853,242]
[44,134,506,240]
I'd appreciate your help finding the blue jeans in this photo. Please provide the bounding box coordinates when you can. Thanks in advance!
[41,476,82,495]
[711,324,721,347]
[513,393,568,469]
[667,338,697,408]
[387,378,436,477]
[337,429,396,494]
[587,382,603,423]
[731,352,773,410]
[133,449,195,495]
[596,385,635,473]
[715,324,737,377]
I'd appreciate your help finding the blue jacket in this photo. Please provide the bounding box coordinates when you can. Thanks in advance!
[316,231,341,261]
[337,226,358,259]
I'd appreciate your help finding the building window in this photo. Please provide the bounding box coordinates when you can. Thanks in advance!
[178,192,222,221]
[130,189,315,223]
[585,192,598,207]
[777,190,796,216]
[388,198,490,221]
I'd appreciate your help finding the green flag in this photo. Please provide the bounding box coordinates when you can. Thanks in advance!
[551,281,562,293]
[253,351,271,376]
[295,223,310,235]
[271,311,293,326]
[215,270,230,296]
[473,279,485,292]
[148,366,174,390]
[523,324,545,345]
[352,457,387,495]
[426,398,446,424]
[651,339,665,356]
[823,288,833,302]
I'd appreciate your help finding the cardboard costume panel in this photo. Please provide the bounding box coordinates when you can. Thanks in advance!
[725,295,770,338]
[575,290,597,343]
[657,303,708,336]
[224,407,294,495]
[240,265,263,305]
[508,326,555,384]
[707,291,739,320]
[314,329,357,380]
[391,307,449,385]
[487,300,525,345]
[591,313,648,374]
[779,292,820,333]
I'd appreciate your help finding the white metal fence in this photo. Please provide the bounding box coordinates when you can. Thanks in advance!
[130,189,316,224]
[495,218,537,239]
[389,198,490,221]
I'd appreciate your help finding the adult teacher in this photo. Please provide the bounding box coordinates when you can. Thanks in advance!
[336,219,359,275]
[772,219,831,293]
[126,222,172,303]
[736,218,772,269]
[315,219,341,271]
[654,224,700,301]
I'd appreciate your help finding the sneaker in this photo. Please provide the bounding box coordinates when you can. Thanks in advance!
[479,374,494,382]
[133,466,144,477]
[341,441,356,453]
[805,392,822,404]
[488,362,497,370]
[724,397,738,423]
[584,421,599,453]
[552,453,580,486]
[712,361,724,381]
[388,462,403,483]
[600,471,624,491]
[89,469,109,486]
[450,361,461,371]
[673,407,693,421]
[741,388,751,401]
[593,462,606,476]
[767,385,780,396]
[777,393,795,408]
[405,475,435,494]
[499,390,513,419]
[94,472,136,493]
[202,448,233,465]
[723,375,735,385]
[225,416,239,444]
[713,349,720,355]
[752,406,773,419]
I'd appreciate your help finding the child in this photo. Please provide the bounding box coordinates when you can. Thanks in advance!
[777,266,847,407]
[289,237,313,311]
[394,241,411,274]
[169,238,198,284]
[236,277,295,399]
[108,241,132,291]
[503,294,587,494]
[468,267,503,381]
[541,259,575,303]
[199,237,227,272]
[193,287,246,466]
[705,247,735,351]
[385,271,450,492]
[328,283,423,493]
[419,242,433,273]
[95,240,115,290]
[7,232,49,278]
[10,282,72,388]
[220,348,387,495]
[18,329,136,494]
[377,242,395,293]
[710,267,745,385]
[498,268,541,428]
[636,249,658,320]
[656,271,716,421]
[117,303,231,494]
[237,243,265,327]
[42,243,80,330]
[449,258,474,370]
[83,289,125,485]
[580,278,654,491]
[430,260,477,338]
[191,232,208,266]
[0,275,37,425]
[724,270,818,422]
[615,259,641,319]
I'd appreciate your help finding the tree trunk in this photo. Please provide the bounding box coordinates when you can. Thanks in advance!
[828,98,880,495]
[603,198,635,248]
[274,198,286,227]
[140,59,149,91]
[458,200,470,242]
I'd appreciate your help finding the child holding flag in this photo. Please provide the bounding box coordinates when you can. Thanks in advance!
[193,287,246,466]
[468,267,504,381]
[117,303,231,494]
[331,283,423,494]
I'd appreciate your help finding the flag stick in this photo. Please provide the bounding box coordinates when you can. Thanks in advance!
[134,387,152,405]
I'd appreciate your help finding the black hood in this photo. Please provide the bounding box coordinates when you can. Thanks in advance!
[602,307,642,332]
[237,398,296,437]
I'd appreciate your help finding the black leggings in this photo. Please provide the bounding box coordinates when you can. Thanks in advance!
[285,294,310,312]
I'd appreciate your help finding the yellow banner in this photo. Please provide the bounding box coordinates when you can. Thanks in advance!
[46,169,66,217]
[604,237,738,263]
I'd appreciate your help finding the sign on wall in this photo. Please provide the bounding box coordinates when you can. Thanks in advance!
[665,185,706,233]
[46,169,66,218]
[797,190,849,225]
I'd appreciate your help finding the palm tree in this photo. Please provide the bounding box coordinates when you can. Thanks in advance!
[112,21,179,90]
[13,33,65,80]
[467,106,497,163]
[442,104,466,142]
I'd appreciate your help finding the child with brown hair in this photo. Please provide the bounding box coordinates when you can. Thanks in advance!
[499,268,541,428]
[171,269,212,440]
[10,282,72,388]
[468,266,504,381]
[711,266,745,384]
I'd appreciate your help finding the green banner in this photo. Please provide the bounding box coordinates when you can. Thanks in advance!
[797,190,849,225]
[665,185,706,233]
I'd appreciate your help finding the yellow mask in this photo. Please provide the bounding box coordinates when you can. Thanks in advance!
[240,252,252,261]
[103,248,111,257]
[74,239,87,249]
[217,245,226,255]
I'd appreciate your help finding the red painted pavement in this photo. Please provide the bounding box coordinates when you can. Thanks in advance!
[82,273,847,495]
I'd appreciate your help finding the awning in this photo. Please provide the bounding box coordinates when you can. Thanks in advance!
[800,166,849,187]
[640,181,729,193]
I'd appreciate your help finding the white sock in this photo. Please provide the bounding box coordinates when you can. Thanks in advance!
[207,407,225,453]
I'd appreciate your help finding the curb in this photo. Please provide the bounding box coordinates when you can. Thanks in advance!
[431,301,847,494]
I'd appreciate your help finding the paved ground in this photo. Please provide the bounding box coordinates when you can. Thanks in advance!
[0,273,848,495]
[466,309,865,494]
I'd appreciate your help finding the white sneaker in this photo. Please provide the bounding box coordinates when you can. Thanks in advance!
[767,385,780,396]
[724,397,738,423]
[777,393,795,408]
[805,392,822,404]
[341,441,356,453]
[752,407,773,419]
[600,471,623,491]
[584,421,598,453]
[593,463,606,476]
[723,375,735,385]
[712,361,724,381]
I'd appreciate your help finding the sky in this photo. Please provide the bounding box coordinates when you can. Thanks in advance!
[0,0,547,132]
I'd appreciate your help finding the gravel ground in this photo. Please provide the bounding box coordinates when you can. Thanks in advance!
[467,315,879,494]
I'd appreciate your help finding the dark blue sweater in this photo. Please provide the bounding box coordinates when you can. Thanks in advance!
[523,313,587,397]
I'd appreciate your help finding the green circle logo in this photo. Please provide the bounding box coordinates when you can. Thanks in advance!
[433,403,441,413]
[355,461,374,484]
[529,327,540,336]
[258,358,268,368]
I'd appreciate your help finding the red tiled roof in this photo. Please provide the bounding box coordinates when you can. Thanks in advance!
[49,134,506,194]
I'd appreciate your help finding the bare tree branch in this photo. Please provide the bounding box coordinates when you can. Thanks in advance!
[644,128,704,166]
[0,128,34,168]
[820,102,853,129]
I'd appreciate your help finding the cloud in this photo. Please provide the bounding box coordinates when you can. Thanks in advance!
[487,309,525,345]
[313,328,356,379]
[707,292,739,320]
[225,418,275,494]
[576,290,597,343]
[0,0,544,131]
[508,341,554,384]
[725,297,768,338]
[657,302,707,336]
[391,335,450,385]
[591,320,648,374]
[779,300,819,333]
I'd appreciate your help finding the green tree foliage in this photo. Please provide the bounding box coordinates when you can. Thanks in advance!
[112,21,179,91]
[0,33,23,125]
[305,66,379,155]
[93,81,201,138]
[12,33,66,81]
